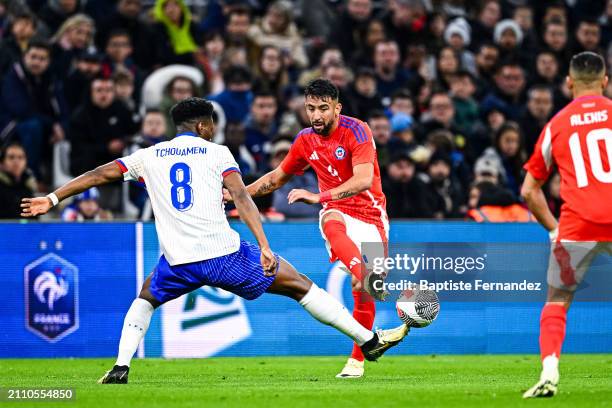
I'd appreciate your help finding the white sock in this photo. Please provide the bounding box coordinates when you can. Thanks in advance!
[299,284,374,346]
[541,354,560,381]
[115,298,154,367]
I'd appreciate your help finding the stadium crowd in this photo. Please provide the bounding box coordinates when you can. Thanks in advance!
[0,0,610,221]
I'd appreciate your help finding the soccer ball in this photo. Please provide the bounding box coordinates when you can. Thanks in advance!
[396,289,440,328]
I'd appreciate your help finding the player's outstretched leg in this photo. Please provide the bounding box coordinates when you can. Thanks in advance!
[98,275,161,384]
[265,257,407,363]
[523,287,573,398]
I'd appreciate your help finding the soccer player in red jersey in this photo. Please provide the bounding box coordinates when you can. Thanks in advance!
[226,79,397,378]
[521,52,612,398]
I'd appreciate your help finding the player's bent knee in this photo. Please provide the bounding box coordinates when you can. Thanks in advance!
[546,286,574,309]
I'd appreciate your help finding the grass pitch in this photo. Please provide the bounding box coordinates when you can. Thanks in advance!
[2,355,611,407]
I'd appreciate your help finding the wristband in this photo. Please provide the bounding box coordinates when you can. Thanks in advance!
[319,191,332,203]
[46,193,59,207]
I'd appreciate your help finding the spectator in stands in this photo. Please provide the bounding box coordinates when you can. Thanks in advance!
[373,39,415,99]
[345,67,383,120]
[298,46,344,88]
[0,1,7,39]
[112,68,139,114]
[244,90,278,170]
[277,90,309,137]
[223,7,252,49]
[468,0,501,50]
[0,40,66,179]
[426,128,471,194]
[382,149,433,219]
[422,150,466,219]
[253,45,288,102]
[68,76,138,177]
[367,110,391,168]
[512,4,538,57]
[493,19,524,64]
[379,0,427,53]
[473,42,499,99]
[476,121,525,196]
[0,142,37,219]
[444,17,476,75]
[126,109,167,215]
[351,18,386,67]
[101,28,143,95]
[50,13,95,80]
[247,0,309,69]
[209,65,253,122]
[423,12,446,55]
[95,0,156,71]
[431,46,460,91]
[159,75,199,138]
[449,70,479,138]
[0,9,37,75]
[544,171,562,219]
[64,48,102,110]
[387,88,414,118]
[541,19,571,73]
[466,180,532,222]
[330,0,373,63]
[194,30,225,94]
[572,18,602,55]
[61,186,113,221]
[418,91,461,146]
[481,61,526,121]
[38,0,82,35]
[519,85,554,154]
[224,120,255,174]
[388,112,415,151]
[270,139,320,218]
[152,0,198,66]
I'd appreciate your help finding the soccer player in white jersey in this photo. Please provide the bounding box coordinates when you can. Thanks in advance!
[21,98,408,384]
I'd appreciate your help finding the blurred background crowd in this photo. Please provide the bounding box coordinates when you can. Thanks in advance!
[0,0,609,222]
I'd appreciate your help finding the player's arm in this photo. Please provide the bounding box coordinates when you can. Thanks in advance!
[521,172,558,232]
[249,166,294,197]
[223,171,277,274]
[287,163,373,204]
[21,161,123,217]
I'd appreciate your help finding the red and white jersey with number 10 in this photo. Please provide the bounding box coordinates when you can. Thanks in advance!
[524,94,612,225]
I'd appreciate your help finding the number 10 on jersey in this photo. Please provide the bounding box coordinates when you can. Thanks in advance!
[169,162,193,211]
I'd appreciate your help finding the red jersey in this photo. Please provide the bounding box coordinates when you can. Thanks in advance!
[524,94,612,228]
[280,115,388,230]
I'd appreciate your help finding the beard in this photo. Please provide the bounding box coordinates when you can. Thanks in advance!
[311,120,334,136]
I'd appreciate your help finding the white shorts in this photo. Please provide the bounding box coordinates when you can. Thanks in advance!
[318,209,389,274]
[547,240,612,291]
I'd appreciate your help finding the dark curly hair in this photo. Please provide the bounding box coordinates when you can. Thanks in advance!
[170,97,214,128]
[304,78,339,102]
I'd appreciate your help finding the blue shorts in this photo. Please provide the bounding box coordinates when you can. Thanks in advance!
[149,240,278,303]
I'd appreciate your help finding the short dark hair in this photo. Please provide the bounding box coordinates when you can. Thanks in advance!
[11,9,36,25]
[170,97,214,127]
[253,88,277,101]
[570,51,605,83]
[223,65,252,85]
[26,39,51,54]
[304,78,339,102]
[367,109,388,122]
[0,141,26,162]
[390,88,413,103]
[107,28,131,42]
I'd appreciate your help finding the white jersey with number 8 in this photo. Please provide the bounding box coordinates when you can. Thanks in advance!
[116,132,241,265]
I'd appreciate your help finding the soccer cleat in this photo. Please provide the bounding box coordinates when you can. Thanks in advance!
[360,324,409,362]
[335,358,365,378]
[97,365,130,384]
[522,378,558,398]
[363,272,389,301]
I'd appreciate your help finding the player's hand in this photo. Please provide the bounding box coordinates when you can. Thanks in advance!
[222,188,233,203]
[21,197,52,217]
[287,189,319,205]
[260,247,278,277]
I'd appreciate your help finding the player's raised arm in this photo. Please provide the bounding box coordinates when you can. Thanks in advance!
[21,161,123,217]
[223,171,277,274]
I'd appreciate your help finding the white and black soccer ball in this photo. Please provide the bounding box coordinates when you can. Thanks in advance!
[396,289,440,328]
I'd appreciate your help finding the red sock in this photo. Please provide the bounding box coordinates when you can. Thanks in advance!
[539,304,567,360]
[350,291,375,362]
[323,220,363,280]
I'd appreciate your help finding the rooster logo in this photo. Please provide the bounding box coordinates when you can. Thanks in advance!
[33,271,69,310]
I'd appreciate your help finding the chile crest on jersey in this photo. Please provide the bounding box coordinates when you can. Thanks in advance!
[334,146,346,160]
